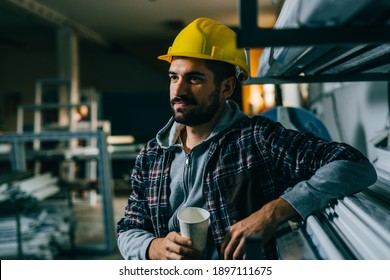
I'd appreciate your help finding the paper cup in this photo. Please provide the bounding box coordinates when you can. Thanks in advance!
[177,207,210,252]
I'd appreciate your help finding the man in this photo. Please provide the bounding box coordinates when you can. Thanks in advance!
[116,17,377,260]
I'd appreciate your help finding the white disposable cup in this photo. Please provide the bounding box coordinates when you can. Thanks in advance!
[177,207,210,252]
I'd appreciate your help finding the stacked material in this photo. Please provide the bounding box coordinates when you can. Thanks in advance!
[276,178,390,259]
[0,172,74,259]
[258,0,390,78]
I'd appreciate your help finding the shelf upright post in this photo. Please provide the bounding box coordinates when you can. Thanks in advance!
[96,131,116,253]
[388,82,390,117]
[15,211,23,259]
[238,0,257,33]
[86,99,98,182]
[34,80,42,151]
[10,139,26,172]
[387,82,390,147]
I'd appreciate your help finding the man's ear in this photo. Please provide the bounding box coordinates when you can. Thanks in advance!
[221,76,236,99]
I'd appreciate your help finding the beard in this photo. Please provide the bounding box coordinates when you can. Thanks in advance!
[170,89,222,126]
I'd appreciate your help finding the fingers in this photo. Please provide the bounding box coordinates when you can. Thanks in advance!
[221,214,261,260]
[165,232,194,258]
[153,232,200,260]
[167,231,192,247]
[234,238,246,259]
[221,231,245,260]
[220,231,231,258]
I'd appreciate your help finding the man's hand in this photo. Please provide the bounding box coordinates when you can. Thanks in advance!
[147,231,201,260]
[220,198,297,260]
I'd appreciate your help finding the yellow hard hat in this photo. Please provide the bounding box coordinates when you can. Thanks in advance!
[158,17,249,81]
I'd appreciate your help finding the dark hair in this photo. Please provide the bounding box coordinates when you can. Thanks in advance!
[204,59,242,97]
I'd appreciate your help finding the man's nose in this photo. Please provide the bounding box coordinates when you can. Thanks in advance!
[172,79,189,96]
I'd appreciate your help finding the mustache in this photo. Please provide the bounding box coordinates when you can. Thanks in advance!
[170,96,197,106]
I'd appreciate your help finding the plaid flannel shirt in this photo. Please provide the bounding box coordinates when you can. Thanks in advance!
[117,115,368,259]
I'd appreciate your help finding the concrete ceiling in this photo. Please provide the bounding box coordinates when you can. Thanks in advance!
[0,0,281,48]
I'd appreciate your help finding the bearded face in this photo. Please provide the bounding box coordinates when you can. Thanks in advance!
[170,88,221,126]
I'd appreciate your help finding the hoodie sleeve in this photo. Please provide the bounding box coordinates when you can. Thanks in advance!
[117,229,155,260]
[116,144,157,259]
[281,159,377,219]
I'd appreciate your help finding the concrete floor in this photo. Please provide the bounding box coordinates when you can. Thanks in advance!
[69,194,128,260]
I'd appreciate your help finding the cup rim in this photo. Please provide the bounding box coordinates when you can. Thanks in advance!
[177,207,210,224]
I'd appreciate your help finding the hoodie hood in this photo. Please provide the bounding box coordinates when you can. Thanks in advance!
[156,100,247,149]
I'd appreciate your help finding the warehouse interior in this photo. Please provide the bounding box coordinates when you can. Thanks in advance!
[0,0,389,260]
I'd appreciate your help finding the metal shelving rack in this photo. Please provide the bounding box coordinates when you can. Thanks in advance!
[237,0,390,85]
[0,130,116,255]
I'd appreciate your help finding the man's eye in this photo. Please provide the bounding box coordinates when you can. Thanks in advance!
[189,76,202,83]
[169,75,178,81]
